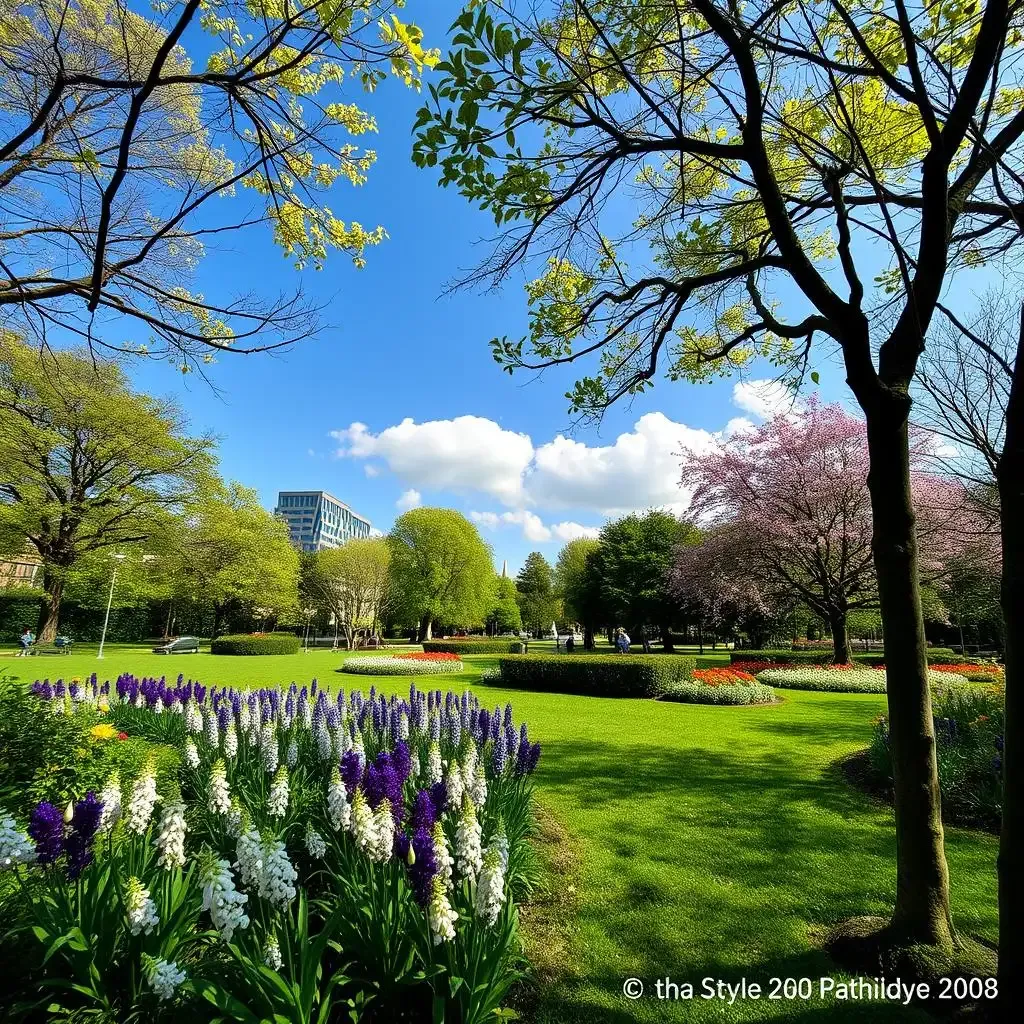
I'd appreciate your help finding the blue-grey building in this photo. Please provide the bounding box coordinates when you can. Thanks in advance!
[274,490,373,552]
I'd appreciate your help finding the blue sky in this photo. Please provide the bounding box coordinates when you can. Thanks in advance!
[123,1,986,574]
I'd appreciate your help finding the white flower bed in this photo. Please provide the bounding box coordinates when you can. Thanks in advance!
[341,655,466,676]
[756,667,969,693]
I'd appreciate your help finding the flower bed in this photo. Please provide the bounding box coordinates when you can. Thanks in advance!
[661,669,776,706]
[756,666,969,692]
[341,654,466,675]
[930,663,1004,683]
[3,676,539,1021]
[396,651,462,662]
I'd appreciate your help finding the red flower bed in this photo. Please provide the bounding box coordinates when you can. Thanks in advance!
[931,663,1002,675]
[730,661,776,674]
[395,651,462,662]
[693,667,759,687]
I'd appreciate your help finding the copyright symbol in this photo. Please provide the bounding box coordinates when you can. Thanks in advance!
[623,978,644,1000]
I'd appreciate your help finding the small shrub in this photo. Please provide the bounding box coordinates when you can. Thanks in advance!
[495,653,695,698]
[210,631,300,655]
[341,655,466,676]
[423,639,525,655]
[730,649,838,665]
[756,667,969,692]
[661,668,777,705]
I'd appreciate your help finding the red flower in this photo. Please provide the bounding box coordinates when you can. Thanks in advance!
[395,651,462,662]
[117,732,128,741]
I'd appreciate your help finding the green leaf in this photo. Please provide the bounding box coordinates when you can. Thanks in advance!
[810,370,820,384]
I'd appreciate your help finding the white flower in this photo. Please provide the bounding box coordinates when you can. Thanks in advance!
[97,774,122,834]
[226,798,243,839]
[185,701,203,733]
[267,767,289,818]
[445,763,465,810]
[208,760,231,816]
[471,762,488,808]
[202,858,250,942]
[0,810,35,870]
[238,700,251,732]
[234,827,264,890]
[224,724,238,760]
[327,769,350,831]
[144,956,186,1001]
[258,838,297,910]
[184,739,200,769]
[371,799,395,863]
[125,876,159,935]
[398,712,409,740]
[315,726,333,762]
[433,821,453,890]
[351,789,378,856]
[305,824,327,859]
[155,801,187,870]
[426,742,443,785]
[125,770,158,835]
[260,723,279,775]
[492,827,509,874]
[264,934,283,970]
[134,693,144,709]
[204,707,220,749]
[286,738,298,768]
[153,697,164,715]
[454,796,483,880]
[461,745,477,789]
[427,877,458,945]
[474,845,506,926]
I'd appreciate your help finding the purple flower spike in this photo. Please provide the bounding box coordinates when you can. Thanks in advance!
[409,790,438,833]
[340,750,363,795]
[29,801,64,865]
[65,792,103,879]
[406,825,439,906]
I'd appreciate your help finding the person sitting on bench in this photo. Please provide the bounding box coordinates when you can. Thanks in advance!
[17,628,35,656]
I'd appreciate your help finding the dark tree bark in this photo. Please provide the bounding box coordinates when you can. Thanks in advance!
[418,613,433,642]
[660,622,675,652]
[827,607,851,665]
[997,308,1024,1013]
[583,622,595,650]
[865,398,955,947]
[35,566,64,642]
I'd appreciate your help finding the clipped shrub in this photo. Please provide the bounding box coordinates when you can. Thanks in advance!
[423,639,525,655]
[852,648,960,667]
[210,631,300,655]
[661,680,777,705]
[756,667,969,692]
[730,649,836,665]
[341,655,465,676]
[495,653,696,698]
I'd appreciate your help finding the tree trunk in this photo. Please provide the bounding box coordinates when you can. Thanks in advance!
[697,619,704,654]
[996,307,1024,1015]
[36,567,64,642]
[583,622,595,650]
[419,613,433,642]
[661,623,675,652]
[212,601,225,640]
[865,402,955,947]
[828,607,851,664]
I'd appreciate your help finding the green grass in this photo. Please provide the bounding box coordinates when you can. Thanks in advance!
[0,646,997,1022]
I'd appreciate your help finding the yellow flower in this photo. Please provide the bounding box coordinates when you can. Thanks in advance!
[90,723,118,742]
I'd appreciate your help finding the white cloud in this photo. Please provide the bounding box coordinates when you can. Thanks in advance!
[470,511,501,529]
[369,527,384,538]
[396,488,422,511]
[550,521,601,541]
[731,379,801,420]
[307,448,316,457]
[333,416,532,505]
[472,509,601,544]
[363,464,380,478]
[724,416,756,437]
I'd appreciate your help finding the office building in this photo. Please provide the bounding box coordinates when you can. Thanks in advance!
[0,548,41,590]
[274,490,372,552]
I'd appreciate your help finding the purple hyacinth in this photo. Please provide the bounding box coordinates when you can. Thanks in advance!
[447,713,461,748]
[65,792,103,879]
[492,736,508,775]
[490,709,501,741]
[409,789,438,833]
[217,704,230,731]
[527,741,542,774]
[429,714,441,742]
[194,683,206,703]
[28,801,64,865]
[503,703,514,730]
[478,709,490,740]
[392,741,412,782]
[406,825,439,905]
[340,750,364,795]
[428,781,447,819]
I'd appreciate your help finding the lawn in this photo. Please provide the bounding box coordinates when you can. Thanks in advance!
[0,646,997,1023]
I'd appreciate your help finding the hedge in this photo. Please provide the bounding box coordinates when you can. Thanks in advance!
[210,632,300,656]
[495,653,696,698]
[730,647,960,667]
[423,640,525,655]
[660,680,777,705]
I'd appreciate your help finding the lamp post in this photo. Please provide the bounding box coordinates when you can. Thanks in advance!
[302,607,317,652]
[97,553,155,659]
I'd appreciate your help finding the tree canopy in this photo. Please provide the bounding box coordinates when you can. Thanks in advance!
[515,550,557,634]
[305,537,392,647]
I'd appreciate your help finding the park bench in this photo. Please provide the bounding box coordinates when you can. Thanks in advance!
[32,639,74,655]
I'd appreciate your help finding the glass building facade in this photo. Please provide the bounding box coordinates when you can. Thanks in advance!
[274,491,373,552]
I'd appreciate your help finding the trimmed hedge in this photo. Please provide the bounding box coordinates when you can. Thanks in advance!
[424,640,525,655]
[853,648,959,667]
[660,680,777,705]
[731,647,960,667]
[495,653,696,698]
[211,632,300,656]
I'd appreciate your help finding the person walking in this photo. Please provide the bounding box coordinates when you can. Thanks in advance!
[17,627,34,656]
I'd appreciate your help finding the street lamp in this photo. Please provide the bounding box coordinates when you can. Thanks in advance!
[97,553,155,659]
[302,607,317,652]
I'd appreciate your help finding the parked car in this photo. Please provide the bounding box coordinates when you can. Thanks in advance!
[152,635,201,654]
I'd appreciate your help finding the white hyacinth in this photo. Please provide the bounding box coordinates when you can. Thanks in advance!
[258,838,297,910]
[260,723,279,775]
[226,797,243,839]
[315,726,333,762]
[331,726,347,759]
[264,934,283,970]
[433,821,453,889]
[267,766,289,818]
[474,845,506,926]
[144,956,186,1001]
[427,877,458,945]
[97,774,122,834]
[155,801,187,870]
[0,810,36,870]
[204,707,220,749]
[208,760,231,816]
[454,795,483,879]
[305,824,327,859]
[202,858,250,942]
[327,769,350,832]
[445,763,465,810]
[286,738,298,768]
[234,827,264,890]
[125,770,158,835]
[426,742,443,785]
[224,724,238,760]
[238,700,251,732]
[471,762,488,808]
[185,701,203,733]
[153,697,164,715]
[398,712,410,740]
[371,799,395,863]
[461,745,477,789]
[134,693,144,708]
[350,789,378,856]
[492,826,510,874]
[184,738,200,769]
[125,876,159,935]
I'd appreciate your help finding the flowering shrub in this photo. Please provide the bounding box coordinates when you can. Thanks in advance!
[342,655,466,675]
[397,651,463,662]
[755,667,969,693]
[661,678,777,705]
[3,676,540,1022]
[869,682,1004,830]
[930,663,1004,683]
[692,667,759,686]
